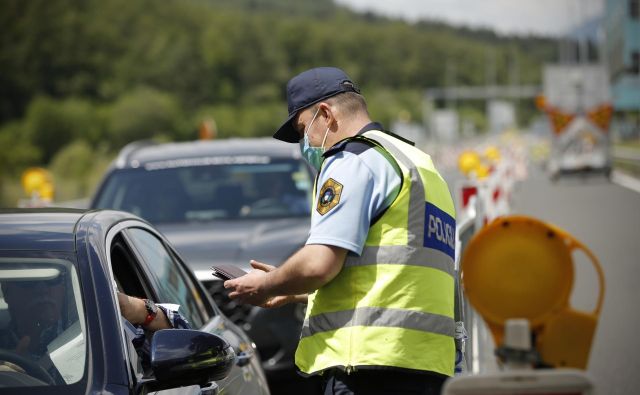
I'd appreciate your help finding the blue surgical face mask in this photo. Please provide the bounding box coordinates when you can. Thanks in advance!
[299,108,330,171]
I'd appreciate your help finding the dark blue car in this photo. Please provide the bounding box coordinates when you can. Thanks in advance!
[0,208,270,394]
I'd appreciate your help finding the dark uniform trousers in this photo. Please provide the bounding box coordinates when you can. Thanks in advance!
[321,368,446,395]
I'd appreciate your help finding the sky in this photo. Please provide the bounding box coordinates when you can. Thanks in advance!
[335,0,605,37]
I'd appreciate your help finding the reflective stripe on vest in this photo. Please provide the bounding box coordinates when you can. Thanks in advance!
[301,306,455,339]
[296,130,456,377]
[344,245,454,276]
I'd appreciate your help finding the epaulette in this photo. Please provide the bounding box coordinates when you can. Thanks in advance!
[323,136,380,158]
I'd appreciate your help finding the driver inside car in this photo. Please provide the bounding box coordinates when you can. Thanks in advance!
[0,271,190,385]
[0,271,69,384]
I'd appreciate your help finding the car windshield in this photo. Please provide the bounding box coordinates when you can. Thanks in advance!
[93,157,312,223]
[0,257,86,388]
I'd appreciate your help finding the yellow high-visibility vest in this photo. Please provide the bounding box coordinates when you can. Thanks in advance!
[296,130,456,377]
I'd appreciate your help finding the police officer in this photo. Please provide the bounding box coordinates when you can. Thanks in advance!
[225,67,456,395]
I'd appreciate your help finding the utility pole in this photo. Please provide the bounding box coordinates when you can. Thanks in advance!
[445,59,457,110]
[485,47,497,87]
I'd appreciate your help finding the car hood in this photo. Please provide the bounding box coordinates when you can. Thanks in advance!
[157,218,309,282]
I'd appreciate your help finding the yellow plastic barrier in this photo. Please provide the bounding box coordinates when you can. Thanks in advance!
[461,215,605,369]
[483,145,501,163]
[21,167,52,196]
[457,150,481,177]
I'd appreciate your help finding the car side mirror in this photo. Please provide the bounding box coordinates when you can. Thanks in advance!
[142,329,235,392]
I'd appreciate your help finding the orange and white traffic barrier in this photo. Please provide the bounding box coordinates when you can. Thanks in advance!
[456,145,520,228]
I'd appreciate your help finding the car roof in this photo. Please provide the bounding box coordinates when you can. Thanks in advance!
[114,138,301,169]
[0,208,87,251]
[0,208,144,252]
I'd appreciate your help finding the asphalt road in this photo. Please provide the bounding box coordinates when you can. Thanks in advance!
[506,167,640,394]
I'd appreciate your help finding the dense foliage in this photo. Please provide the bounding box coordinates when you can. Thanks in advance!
[0,0,556,204]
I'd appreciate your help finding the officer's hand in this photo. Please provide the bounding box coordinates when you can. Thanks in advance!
[224,270,270,306]
[249,260,276,273]
[248,261,307,308]
[261,295,297,308]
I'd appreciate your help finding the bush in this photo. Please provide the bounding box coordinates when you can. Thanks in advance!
[48,140,114,201]
[0,121,42,178]
[366,88,424,128]
[194,102,285,139]
[106,87,184,150]
[0,121,42,206]
[23,96,99,162]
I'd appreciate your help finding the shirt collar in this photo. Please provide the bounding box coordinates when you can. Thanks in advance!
[356,122,384,135]
[356,121,415,146]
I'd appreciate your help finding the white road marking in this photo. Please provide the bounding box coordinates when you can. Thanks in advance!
[611,170,640,194]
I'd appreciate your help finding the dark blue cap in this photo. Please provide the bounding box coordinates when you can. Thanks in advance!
[273,67,360,143]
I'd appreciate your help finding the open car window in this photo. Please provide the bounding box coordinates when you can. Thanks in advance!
[108,231,160,380]
[0,257,87,388]
[109,233,154,300]
[124,228,209,328]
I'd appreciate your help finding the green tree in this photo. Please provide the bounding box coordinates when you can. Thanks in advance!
[106,87,183,149]
[0,121,42,206]
[0,121,41,178]
[0,0,559,154]
[23,96,98,163]
[48,140,113,201]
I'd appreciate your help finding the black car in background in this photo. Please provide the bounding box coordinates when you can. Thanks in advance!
[0,209,270,394]
[90,138,315,390]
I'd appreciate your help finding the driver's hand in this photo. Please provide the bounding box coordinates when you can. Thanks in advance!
[0,361,27,374]
[0,337,31,375]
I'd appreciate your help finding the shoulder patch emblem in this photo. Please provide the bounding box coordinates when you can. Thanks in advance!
[317,178,343,215]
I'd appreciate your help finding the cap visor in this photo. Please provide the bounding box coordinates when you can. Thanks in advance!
[273,114,300,143]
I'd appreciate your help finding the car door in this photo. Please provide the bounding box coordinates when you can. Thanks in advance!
[106,223,206,395]
[118,225,269,395]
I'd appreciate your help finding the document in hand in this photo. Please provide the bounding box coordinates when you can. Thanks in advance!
[211,264,248,281]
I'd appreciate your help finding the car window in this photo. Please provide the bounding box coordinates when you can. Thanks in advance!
[0,257,87,388]
[109,231,161,381]
[125,228,208,328]
[93,158,312,223]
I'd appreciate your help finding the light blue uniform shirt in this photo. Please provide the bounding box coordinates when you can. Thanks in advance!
[306,126,402,255]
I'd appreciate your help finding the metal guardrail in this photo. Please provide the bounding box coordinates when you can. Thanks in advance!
[455,215,499,375]
[612,146,640,161]
[612,146,640,175]
[454,216,476,373]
